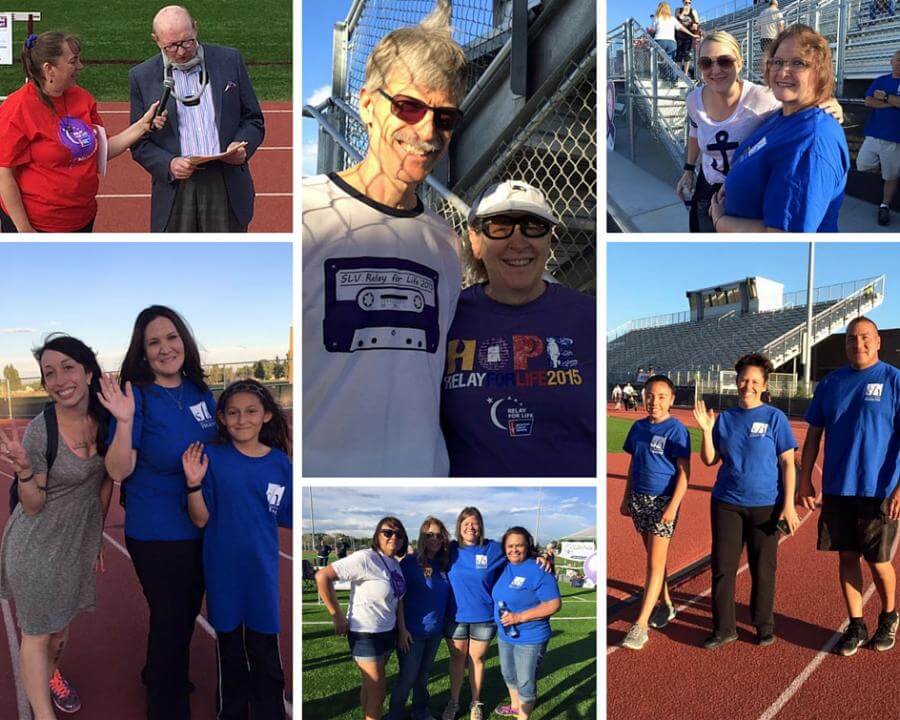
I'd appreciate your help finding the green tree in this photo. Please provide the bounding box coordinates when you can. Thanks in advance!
[253,360,266,380]
[273,356,285,379]
[3,364,22,391]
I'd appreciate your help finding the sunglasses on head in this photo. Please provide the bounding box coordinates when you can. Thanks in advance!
[699,55,737,71]
[380,528,405,539]
[377,89,463,132]
[479,214,553,239]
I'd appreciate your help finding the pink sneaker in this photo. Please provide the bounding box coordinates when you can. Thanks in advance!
[494,703,518,717]
[49,670,81,713]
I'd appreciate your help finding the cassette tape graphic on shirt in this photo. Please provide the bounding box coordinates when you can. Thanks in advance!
[324,257,440,353]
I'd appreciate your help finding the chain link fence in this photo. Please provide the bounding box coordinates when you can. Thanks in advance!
[318,0,596,292]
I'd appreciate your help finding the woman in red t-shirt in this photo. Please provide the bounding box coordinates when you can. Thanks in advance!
[0,31,164,233]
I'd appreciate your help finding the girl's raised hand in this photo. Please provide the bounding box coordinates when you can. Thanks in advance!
[693,400,715,432]
[0,423,31,476]
[97,374,135,423]
[182,442,208,487]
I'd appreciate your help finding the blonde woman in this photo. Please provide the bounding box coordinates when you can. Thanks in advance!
[651,2,699,81]
[676,29,843,232]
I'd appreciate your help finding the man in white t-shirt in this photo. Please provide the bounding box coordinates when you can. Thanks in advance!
[302,1,467,477]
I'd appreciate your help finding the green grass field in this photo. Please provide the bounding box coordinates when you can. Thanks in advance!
[301,576,597,719]
[607,415,703,453]
[0,1,291,100]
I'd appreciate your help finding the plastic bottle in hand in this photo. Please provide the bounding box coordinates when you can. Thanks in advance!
[498,601,519,638]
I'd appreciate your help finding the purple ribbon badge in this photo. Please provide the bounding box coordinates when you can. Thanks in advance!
[389,569,406,599]
[57,117,98,164]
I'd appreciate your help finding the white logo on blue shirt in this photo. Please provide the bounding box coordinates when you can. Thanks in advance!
[747,137,768,157]
[750,422,769,436]
[510,575,526,588]
[190,401,213,423]
[650,435,667,455]
[865,383,883,401]
[266,483,285,514]
[475,554,488,569]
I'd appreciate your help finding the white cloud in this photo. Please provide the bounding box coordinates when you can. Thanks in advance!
[305,84,331,107]
[0,328,35,334]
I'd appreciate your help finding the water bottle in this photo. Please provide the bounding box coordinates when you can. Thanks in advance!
[498,601,519,638]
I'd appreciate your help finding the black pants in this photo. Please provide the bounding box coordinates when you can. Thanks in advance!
[166,163,246,232]
[710,499,779,635]
[0,206,94,232]
[689,169,720,233]
[126,537,205,720]
[216,625,286,720]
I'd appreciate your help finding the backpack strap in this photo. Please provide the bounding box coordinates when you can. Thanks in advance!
[43,402,58,474]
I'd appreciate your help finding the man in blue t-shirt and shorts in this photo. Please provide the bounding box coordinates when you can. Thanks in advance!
[857,50,900,226]
[799,316,900,656]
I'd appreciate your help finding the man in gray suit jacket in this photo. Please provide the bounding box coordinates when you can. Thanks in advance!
[130,5,265,232]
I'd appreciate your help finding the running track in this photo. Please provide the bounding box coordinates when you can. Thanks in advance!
[0,418,293,720]
[92,102,291,233]
[607,406,900,719]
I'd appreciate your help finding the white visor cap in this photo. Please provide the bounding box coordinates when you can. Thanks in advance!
[468,180,560,227]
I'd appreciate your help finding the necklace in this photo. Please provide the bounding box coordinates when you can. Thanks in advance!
[161,383,184,410]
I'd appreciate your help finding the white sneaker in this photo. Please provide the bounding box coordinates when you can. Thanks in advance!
[620,623,649,650]
[469,700,484,720]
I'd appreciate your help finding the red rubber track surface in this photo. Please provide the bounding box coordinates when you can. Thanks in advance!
[607,407,900,719]
[0,418,293,719]
[93,102,292,233]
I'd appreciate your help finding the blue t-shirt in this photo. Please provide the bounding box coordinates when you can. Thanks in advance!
[724,107,849,232]
[399,554,452,638]
[201,443,292,634]
[623,416,691,496]
[108,380,217,541]
[805,361,900,498]
[864,74,900,143]
[441,283,596,477]
[491,558,560,645]
[712,404,797,507]
[447,539,506,623]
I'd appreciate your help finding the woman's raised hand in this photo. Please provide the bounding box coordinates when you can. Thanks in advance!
[97,374,135,423]
[181,442,208,487]
[0,423,32,476]
[139,101,168,132]
[693,400,716,432]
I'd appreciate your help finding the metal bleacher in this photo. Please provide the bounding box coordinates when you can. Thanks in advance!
[608,275,885,381]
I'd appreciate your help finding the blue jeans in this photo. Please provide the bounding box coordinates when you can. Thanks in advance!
[657,39,677,81]
[385,634,442,720]
[497,639,548,704]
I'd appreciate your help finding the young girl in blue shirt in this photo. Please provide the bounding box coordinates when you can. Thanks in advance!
[182,379,292,720]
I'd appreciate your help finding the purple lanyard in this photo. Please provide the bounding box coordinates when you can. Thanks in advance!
[375,552,406,599]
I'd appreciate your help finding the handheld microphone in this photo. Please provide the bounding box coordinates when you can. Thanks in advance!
[153,79,174,130]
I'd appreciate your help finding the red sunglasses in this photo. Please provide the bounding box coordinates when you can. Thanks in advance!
[377,89,464,132]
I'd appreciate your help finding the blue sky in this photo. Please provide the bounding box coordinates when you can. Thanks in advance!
[0,243,292,377]
[302,1,354,177]
[302,486,597,546]
[607,0,743,30]
[607,242,900,330]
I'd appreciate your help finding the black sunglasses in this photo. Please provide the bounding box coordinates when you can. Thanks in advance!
[479,214,553,240]
[699,55,737,71]
[423,532,443,539]
[379,528,405,539]
[377,89,463,132]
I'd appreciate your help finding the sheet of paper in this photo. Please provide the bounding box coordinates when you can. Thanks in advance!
[189,141,248,166]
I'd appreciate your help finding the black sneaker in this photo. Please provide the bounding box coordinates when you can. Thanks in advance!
[757,629,776,647]
[878,205,890,226]
[871,611,899,652]
[702,632,738,650]
[837,621,868,656]
[649,603,677,629]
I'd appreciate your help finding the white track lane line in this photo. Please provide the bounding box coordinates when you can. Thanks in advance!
[102,532,293,717]
[756,531,899,720]
[97,192,292,198]
[608,479,823,657]
[1,598,31,720]
[302,616,597,626]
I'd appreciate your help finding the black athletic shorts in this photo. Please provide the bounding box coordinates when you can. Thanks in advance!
[817,494,898,563]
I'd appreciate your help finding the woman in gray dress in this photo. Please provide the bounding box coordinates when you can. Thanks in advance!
[0,334,112,719]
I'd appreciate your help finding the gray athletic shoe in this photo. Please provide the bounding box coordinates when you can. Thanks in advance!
[649,603,677,629]
[871,611,899,652]
[620,623,649,650]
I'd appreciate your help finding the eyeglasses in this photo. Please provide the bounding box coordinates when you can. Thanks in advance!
[163,38,197,54]
[379,529,405,539]
[479,214,553,239]
[377,89,464,132]
[423,532,443,540]
[699,55,737,71]
[767,57,811,72]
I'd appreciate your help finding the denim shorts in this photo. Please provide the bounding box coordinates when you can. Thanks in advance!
[444,619,497,642]
[348,630,395,662]
[497,638,548,703]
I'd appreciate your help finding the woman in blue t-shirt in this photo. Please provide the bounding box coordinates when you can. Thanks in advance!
[386,516,452,720]
[710,25,850,232]
[693,353,799,649]
[491,527,561,720]
[181,378,292,720]
[99,305,217,720]
[441,180,596,478]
